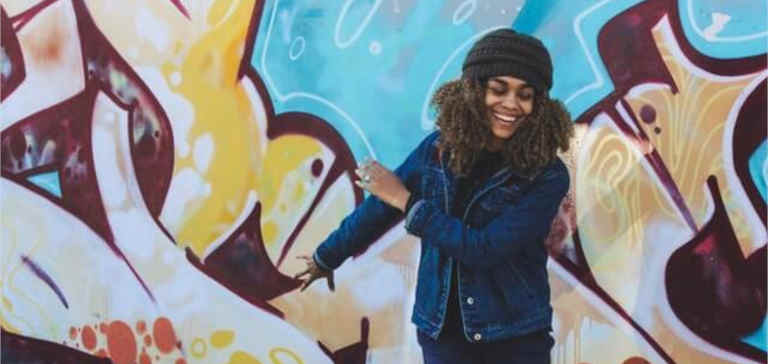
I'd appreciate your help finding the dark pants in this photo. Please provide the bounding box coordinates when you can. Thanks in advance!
[417,329,554,364]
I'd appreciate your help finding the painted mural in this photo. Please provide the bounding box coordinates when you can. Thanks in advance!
[1,0,765,363]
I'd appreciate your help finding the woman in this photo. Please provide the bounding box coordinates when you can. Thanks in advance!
[295,28,573,364]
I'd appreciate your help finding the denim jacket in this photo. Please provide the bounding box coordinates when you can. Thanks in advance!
[314,131,569,342]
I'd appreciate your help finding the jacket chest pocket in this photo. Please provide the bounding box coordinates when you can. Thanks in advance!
[477,184,524,215]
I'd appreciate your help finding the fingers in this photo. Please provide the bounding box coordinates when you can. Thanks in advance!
[354,167,368,180]
[356,158,385,178]
[327,272,336,292]
[299,273,334,292]
[356,157,373,175]
[355,159,387,183]
[300,275,319,292]
[355,160,374,191]
[293,267,310,280]
[366,162,391,181]
[294,253,336,293]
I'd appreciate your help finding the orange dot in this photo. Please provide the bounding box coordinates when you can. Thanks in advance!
[175,359,186,364]
[82,325,97,350]
[139,352,152,364]
[623,358,650,364]
[136,320,147,334]
[69,327,77,340]
[107,321,137,364]
[144,334,152,346]
[100,323,108,333]
[153,317,177,354]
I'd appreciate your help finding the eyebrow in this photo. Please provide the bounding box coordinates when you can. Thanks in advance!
[488,78,533,90]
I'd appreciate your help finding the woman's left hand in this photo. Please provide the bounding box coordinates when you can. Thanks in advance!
[355,159,411,212]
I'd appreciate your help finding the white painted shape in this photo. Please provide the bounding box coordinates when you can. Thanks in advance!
[563,0,613,106]
[702,12,731,40]
[347,262,406,311]
[1,180,156,339]
[289,36,306,60]
[453,0,477,26]
[626,82,672,99]
[720,73,768,249]
[170,71,182,86]
[0,1,85,130]
[334,0,384,49]
[92,124,128,209]
[239,76,269,156]
[193,133,214,174]
[369,40,382,55]
[92,92,132,209]
[687,0,766,42]
[158,167,207,235]
[614,100,640,135]
[110,209,157,259]
[136,7,170,51]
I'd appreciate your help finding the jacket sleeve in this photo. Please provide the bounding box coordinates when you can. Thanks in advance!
[403,161,568,270]
[313,131,439,271]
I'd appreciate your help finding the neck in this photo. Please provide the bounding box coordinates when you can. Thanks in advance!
[487,139,504,152]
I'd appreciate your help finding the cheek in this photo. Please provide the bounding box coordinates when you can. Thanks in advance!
[521,100,534,115]
[484,93,498,108]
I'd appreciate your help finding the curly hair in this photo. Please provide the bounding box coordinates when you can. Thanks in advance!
[431,77,574,176]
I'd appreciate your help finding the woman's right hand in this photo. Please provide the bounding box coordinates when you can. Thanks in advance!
[294,255,335,292]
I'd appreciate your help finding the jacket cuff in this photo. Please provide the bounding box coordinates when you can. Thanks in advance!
[404,199,435,236]
[313,250,334,271]
[404,193,417,214]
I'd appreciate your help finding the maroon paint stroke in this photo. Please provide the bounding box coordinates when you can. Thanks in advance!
[747,245,767,312]
[318,318,370,364]
[731,81,767,226]
[8,0,58,31]
[2,329,113,364]
[1,6,25,101]
[70,0,175,224]
[186,202,296,317]
[168,0,190,19]
[666,177,766,352]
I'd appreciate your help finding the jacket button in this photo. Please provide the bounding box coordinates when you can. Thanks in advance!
[466,297,474,305]
[473,333,482,341]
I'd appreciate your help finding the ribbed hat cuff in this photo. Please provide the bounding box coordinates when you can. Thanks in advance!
[463,62,550,92]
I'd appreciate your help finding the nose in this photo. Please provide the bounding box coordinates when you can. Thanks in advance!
[500,93,521,112]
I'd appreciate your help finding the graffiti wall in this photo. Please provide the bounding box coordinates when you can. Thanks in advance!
[1,0,765,363]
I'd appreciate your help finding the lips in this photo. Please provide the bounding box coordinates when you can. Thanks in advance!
[492,112,522,127]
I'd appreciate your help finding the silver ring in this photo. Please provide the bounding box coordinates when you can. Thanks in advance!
[363,174,372,183]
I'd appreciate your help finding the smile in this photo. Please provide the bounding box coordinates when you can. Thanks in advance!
[493,112,521,125]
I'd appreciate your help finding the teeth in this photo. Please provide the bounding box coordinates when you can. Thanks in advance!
[494,113,517,122]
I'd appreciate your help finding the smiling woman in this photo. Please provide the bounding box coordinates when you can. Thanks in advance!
[430,68,572,176]
[296,28,574,364]
[484,76,535,147]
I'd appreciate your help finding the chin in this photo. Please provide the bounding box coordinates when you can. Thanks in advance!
[491,129,517,140]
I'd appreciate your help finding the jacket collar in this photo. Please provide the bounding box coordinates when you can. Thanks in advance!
[433,143,537,185]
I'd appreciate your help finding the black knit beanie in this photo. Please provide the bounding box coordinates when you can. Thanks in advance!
[462,28,553,92]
